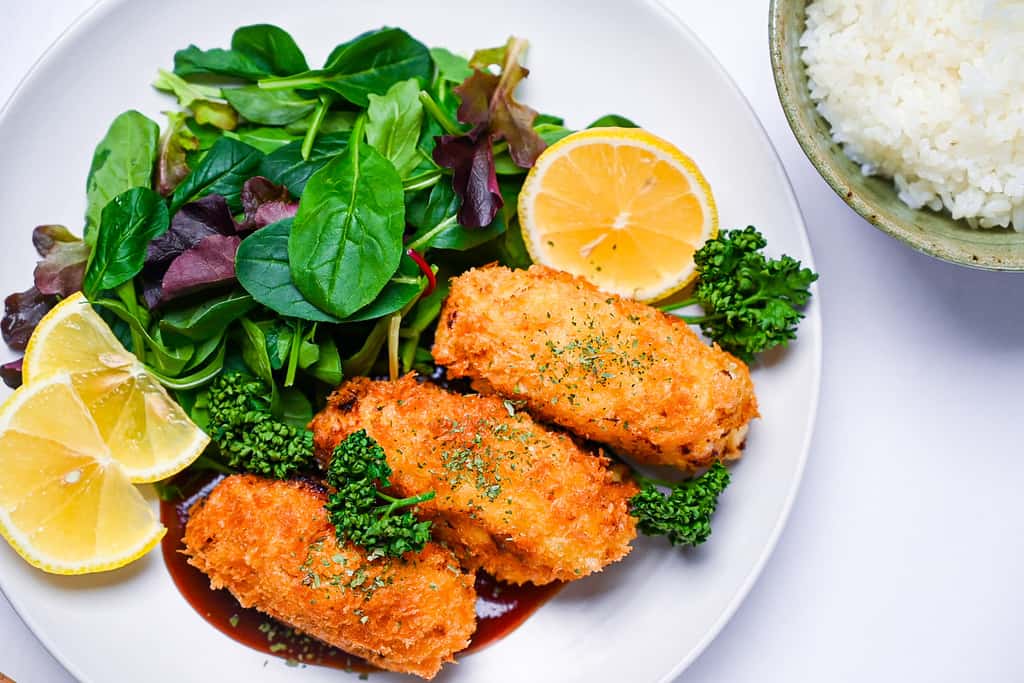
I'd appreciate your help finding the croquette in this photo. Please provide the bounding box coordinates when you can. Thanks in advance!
[432,265,759,471]
[183,474,476,680]
[310,375,637,585]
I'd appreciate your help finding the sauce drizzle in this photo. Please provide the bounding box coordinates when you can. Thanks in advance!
[160,473,561,669]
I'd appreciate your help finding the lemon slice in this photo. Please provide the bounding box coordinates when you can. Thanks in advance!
[518,127,718,301]
[23,293,209,483]
[0,374,165,574]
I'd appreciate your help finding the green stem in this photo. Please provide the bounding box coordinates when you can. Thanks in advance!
[492,140,509,156]
[301,93,332,160]
[284,321,303,387]
[387,312,402,381]
[403,169,444,192]
[418,91,463,136]
[114,282,147,362]
[258,74,324,91]
[377,490,436,515]
[406,214,459,252]
[658,297,699,312]
[145,343,226,391]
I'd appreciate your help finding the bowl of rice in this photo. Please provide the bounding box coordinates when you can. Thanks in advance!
[770,0,1024,270]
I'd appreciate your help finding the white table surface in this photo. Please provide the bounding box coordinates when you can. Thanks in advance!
[2,2,1023,682]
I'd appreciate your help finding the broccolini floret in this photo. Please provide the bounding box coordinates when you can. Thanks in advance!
[667,226,818,363]
[629,462,731,547]
[324,430,435,559]
[205,372,315,479]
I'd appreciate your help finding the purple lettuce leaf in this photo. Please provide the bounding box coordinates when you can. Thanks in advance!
[143,194,238,307]
[2,287,56,352]
[146,194,237,269]
[1,358,23,389]
[454,37,546,168]
[31,225,88,296]
[239,176,297,231]
[433,132,503,228]
[160,234,241,303]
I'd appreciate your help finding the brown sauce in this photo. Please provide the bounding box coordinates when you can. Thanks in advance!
[160,472,561,670]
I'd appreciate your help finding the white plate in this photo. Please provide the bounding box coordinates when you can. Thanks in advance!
[0,1,821,681]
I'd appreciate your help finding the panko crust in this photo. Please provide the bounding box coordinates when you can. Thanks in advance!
[310,375,637,585]
[183,475,476,680]
[432,265,759,472]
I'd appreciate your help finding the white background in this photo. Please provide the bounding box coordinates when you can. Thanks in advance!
[2,1,1023,682]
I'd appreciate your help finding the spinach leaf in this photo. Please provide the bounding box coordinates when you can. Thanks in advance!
[283,110,357,136]
[84,111,160,243]
[174,45,271,81]
[235,219,341,322]
[343,254,425,322]
[307,335,342,385]
[84,188,169,297]
[288,131,406,318]
[588,114,638,128]
[222,86,317,126]
[430,47,472,83]
[159,291,256,342]
[231,24,309,77]
[171,137,264,213]
[224,126,299,154]
[259,28,432,108]
[279,388,314,428]
[257,132,349,196]
[185,332,226,371]
[235,316,279,411]
[406,180,459,230]
[366,79,424,178]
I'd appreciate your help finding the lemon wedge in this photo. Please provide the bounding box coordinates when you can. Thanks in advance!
[0,374,166,574]
[518,127,718,301]
[23,293,209,483]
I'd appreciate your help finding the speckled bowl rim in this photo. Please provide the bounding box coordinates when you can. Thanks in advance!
[769,0,1024,272]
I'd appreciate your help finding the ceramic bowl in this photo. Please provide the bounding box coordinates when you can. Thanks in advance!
[769,0,1024,270]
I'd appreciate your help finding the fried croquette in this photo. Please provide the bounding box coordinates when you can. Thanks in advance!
[310,375,637,585]
[183,474,476,680]
[432,265,759,472]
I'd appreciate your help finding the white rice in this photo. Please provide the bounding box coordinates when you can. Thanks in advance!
[800,0,1024,230]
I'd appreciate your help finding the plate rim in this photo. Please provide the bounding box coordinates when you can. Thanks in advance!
[0,2,823,681]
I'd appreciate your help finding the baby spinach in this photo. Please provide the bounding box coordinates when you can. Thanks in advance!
[230,24,308,77]
[159,291,256,342]
[235,219,341,323]
[307,335,342,385]
[257,132,349,196]
[84,111,160,243]
[84,188,169,297]
[171,137,264,212]
[366,78,424,178]
[174,46,271,81]
[222,86,318,126]
[588,114,638,128]
[288,125,406,318]
[342,254,425,323]
[235,316,279,412]
[430,47,472,84]
[259,28,432,108]
[223,126,299,154]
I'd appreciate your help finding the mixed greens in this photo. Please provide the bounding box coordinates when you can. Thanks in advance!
[0,23,818,555]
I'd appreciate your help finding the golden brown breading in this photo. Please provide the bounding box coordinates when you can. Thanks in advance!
[184,475,476,680]
[310,375,637,585]
[432,265,759,472]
